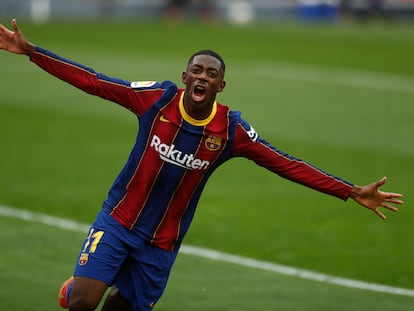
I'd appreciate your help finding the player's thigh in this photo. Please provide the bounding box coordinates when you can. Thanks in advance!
[70,226,128,309]
[115,243,178,310]
[74,215,129,285]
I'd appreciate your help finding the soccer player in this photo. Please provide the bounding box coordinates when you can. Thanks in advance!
[0,19,403,311]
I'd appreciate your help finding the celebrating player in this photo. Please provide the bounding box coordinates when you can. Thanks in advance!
[0,19,403,311]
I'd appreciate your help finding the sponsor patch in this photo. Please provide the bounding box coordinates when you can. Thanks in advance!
[130,81,157,88]
[150,134,210,170]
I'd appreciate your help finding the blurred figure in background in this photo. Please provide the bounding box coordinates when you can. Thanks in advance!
[197,0,219,22]
[366,0,385,21]
[340,0,351,20]
[163,0,189,23]
[340,0,386,22]
[163,0,218,24]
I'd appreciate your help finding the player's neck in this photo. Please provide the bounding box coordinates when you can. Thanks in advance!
[185,103,212,120]
[182,94,214,120]
[180,93,217,125]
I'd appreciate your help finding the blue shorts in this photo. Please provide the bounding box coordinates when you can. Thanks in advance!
[74,212,179,311]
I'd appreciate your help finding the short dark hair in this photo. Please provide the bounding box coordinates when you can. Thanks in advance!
[188,49,226,76]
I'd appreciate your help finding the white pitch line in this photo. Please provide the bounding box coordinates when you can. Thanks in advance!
[179,245,414,297]
[240,60,414,94]
[1,204,414,298]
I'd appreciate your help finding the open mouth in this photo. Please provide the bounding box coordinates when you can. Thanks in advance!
[192,85,207,102]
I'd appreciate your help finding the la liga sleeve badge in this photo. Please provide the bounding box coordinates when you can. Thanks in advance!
[130,81,157,88]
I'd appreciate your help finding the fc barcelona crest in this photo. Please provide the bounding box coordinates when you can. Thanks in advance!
[79,253,89,266]
[205,135,222,151]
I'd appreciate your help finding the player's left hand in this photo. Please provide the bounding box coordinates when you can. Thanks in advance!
[350,176,404,220]
[0,18,35,56]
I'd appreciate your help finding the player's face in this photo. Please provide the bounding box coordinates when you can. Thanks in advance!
[182,55,226,109]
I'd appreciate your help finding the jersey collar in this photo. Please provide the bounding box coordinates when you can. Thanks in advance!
[179,91,217,127]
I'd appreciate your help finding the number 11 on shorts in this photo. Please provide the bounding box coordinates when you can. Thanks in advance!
[82,228,104,254]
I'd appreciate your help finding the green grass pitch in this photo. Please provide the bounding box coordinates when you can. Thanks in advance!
[0,19,413,310]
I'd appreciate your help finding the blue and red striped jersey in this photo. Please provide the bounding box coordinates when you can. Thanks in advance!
[31,47,354,251]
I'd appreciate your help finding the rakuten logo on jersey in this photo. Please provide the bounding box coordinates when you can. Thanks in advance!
[150,135,210,170]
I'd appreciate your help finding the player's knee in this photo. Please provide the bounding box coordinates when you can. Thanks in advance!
[102,286,133,311]
[68,294,100,311]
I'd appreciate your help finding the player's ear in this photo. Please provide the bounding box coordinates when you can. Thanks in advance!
[217,80,226,93]
[182,71,187,84]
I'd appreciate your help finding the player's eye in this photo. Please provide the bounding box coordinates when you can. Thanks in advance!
[208,71,218,78]
[191,66,201,73]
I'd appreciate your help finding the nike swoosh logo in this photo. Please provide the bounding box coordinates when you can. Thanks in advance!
[160,115,171,123]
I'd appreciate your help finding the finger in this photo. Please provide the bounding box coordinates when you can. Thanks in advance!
[386,192,403,199]
[12,18,18,32]
[376,176,387,188]
[374,208,386,220]
[381,203,399,212]
[382,193,404,205]
[12,19,22,38]
[0,23,8,36]
[386,198,404,205]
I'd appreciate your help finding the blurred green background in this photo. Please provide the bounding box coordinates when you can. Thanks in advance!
[0,13,413,310]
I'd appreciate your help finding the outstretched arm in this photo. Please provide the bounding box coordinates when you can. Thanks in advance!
[0,18,35,56]
[350,177,403,220]
[0,18,159,115]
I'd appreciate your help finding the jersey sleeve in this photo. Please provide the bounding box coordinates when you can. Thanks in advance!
[30,46,166,115]
[232,117,354,201]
